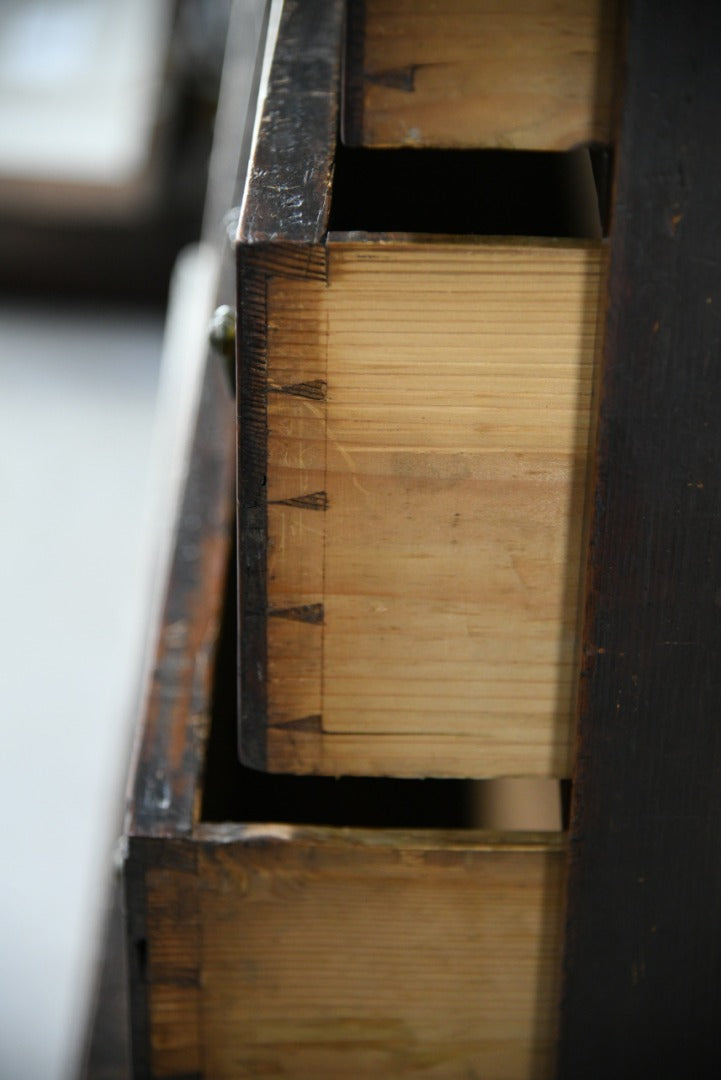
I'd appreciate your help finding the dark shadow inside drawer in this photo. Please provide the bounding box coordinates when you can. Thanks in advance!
[329,144,610,238]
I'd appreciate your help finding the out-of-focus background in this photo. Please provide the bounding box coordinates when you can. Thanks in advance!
[0,2,239,1077]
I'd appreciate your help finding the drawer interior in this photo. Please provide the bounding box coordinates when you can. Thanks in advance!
[330,142,610,239]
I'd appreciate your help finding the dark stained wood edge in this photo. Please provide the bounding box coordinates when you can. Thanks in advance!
[125,839,202,1080]
[236,248,269,771]
[235,0,343,766]
[558,3,721,1075]
[236,241,329,771]
[124,846,152,1079]
[128,353,235,838]
[237,0,345,245]
[340,0,366,145]
[235,0,342,770]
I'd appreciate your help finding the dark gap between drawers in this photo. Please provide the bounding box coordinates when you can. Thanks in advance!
[329,144,611,239]
[202,536,570,831]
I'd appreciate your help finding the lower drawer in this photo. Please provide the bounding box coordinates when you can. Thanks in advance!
[128,827,564,1079]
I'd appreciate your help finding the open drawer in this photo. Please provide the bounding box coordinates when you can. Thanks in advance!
[236,0,610,777]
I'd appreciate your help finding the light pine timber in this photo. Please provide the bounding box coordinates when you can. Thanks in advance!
[346,0,619,150]
[266,237,605,777]
[142,827,565,1079]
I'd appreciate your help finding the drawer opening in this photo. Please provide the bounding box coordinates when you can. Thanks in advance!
[329,143,610,239]
[202,541,570,832]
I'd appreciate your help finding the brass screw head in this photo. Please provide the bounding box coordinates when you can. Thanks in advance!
[208,305,236,360]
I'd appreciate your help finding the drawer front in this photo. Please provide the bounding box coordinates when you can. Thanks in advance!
[239,236,604,777]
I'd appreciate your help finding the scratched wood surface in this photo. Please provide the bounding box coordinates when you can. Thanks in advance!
[131,827,565,1080]
[344,0,619,150]
[245,237,606,778]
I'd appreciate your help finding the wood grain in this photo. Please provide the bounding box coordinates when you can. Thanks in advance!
[136,827,565,1080]
[558,2,721,1075]
[344,0,619,150]
[259,237,605,777]
[236,0,344,768]
[237,0,343,245]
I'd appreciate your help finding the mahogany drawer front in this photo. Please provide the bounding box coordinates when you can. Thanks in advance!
[344,0,619,151]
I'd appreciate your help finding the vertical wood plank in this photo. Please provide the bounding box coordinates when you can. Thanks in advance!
[236,0,344,769]
[558,2,721,1075]
[126,841,203,1079]
[129,356,234,837]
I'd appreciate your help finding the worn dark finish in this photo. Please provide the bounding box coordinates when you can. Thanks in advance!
[236,0,343,770]
[126,839,202,1079]
[341,0,366,145]
[128,355,234,838]
[124,849,152,1079]
[125,349,233,1075]
[236,250,270,771]
[558,3,721,1076]
[237,0,344,246]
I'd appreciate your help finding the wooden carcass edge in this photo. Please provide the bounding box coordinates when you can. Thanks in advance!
[558,2,721,1075]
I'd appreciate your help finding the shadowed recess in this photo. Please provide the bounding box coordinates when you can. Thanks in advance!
[330,144,610,237]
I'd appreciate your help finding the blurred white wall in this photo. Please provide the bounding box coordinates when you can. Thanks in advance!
[0,4,180,1075]
[0,0,172,216]
[0,303,163,1080]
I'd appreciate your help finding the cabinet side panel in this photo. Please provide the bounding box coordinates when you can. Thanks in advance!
[559,2,721,1075]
